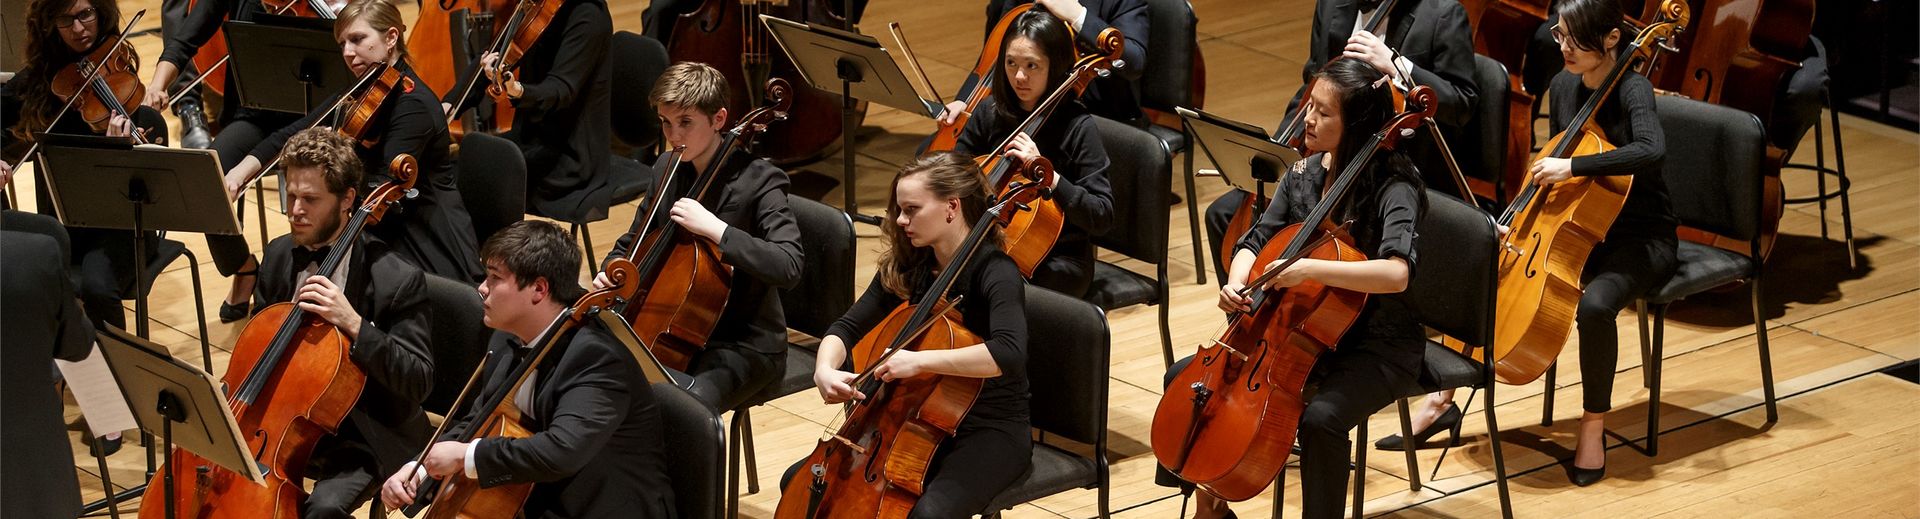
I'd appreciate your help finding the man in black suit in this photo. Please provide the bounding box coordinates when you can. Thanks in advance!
[251,129,434,519]
[1202,0,1480,281]
[940,0,1150,125]
[1,212,93,519]
[380,221,675,518]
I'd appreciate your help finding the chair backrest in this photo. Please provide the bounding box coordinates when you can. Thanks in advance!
[455,132,527,246]
[779,195,856,339]
[1089,117,1171,265]
[1655,96,1766,242]
[420,273,490,414]
[1138,0,1197,119]
[653,382,725,519]
[609,31,668,152]
[1464,55,1511,189]
[1023,285,1110,446]
[1402,190,1496,346]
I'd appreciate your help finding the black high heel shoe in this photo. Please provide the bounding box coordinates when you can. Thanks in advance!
[218,268,258,323]
[1567,462,1606,486]
[1373,403,1462,451]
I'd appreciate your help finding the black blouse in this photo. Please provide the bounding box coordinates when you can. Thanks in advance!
[954,98,1115,256]
[1232,152,1426,345]
[826,250,1030,431]
[1547,71,1674,241]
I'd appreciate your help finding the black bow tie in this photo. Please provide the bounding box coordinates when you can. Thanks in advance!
[290,244,334,271]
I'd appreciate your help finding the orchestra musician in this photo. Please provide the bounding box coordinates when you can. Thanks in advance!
[952,9,1115,298]
[592,61,804,412]
[946,0,1149,124]
[220,0,483,282]
[252,127,434,518]
[380,220,676,518]
[1389,0,1670,487]
[1158,58,1427,519]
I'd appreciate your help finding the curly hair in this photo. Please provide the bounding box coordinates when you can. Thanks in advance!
[877,152,1001,299]
[279,128,363,197]
[10,0,124,142]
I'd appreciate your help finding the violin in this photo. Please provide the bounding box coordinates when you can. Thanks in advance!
[441,0,564,127]
[402,257,643,519]
[611,78,793,371]
[971,27,1124,277]
[665,0,860,165]
[412,0,518,138]
[775,156,1056,519]
[52,33,151,144]
[922,2,1041,154]
[1151,87,1433,502]
[1475,1,1689,385]
[138,155,419,519]
[230,61,411,193]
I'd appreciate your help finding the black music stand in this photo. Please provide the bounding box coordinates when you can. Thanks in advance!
[224,15,355,114]
[97,325,260,519]
[763,14,940,225]
[1179,107,1301,217]
[38,134,236,355]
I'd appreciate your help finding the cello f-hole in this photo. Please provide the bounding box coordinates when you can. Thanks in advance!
[1244,341,1268,392]
[1524,232,1543,278]
[861,430,884,482]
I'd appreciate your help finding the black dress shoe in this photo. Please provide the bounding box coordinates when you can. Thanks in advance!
[219,269,257,323]
[1567,462,1605,486]
[82,432,122,457]
[176,101,213,150]
[1374,403,1463,451]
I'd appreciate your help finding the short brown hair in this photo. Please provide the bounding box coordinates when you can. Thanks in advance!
[280,128,362,197]
[480,220,586,304]
[649,62,729,115]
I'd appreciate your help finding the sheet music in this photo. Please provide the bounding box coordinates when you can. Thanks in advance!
[56,341,138,436]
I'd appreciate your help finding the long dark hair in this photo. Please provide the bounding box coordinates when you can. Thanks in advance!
[1315,58,1424,231]
[878,152,1001,299]
[1556,0,1629,55]
[988,8,1076,128]
[12,0,124,142]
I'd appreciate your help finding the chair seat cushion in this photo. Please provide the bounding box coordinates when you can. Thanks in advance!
[982,442,1099,513]
[740,343,818,409]
[1085,261,1159,310]
[1144,124,1187,154]
[610,158,653,204]
[1647,241,1754,304]
[1411,341,1486,396]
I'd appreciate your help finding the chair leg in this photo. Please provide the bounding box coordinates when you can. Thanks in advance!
[1814,115,1830,240]
[1825,94,1858,270]
[726,409,744,518]
[1182,142,1207,285]
[1541,364,1556,427]
[575,224,599,273]
[1160,265,1175,368]
[1395,399,1420,492]
[184,251,212,373]
[1484,380,1514,519]
[1637,300,1653,389]
[1351,419,1367,519]
[742,407,761,493]
[1644,303,1667,456]
[1272,472,1285,519]
[254,181,269,249]
[1752,278,1778,423]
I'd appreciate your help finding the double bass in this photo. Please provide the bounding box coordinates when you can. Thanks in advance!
[1474,1,1689,385]
[138,155,419,519]
[611,79,793,371]
[665,0,860,165]
[401,258,643,519]
[970,27,1124,277]
[1151,88,1434,501]
[776,156,1056,519]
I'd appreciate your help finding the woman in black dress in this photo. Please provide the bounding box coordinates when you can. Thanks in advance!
[1158,58,1427,519]
[952,8,1115,298]
[221,0,482,282]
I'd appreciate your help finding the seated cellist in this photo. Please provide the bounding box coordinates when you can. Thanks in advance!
[379,220,675,518]
[1157,59,1427,519]
[251,128,434,519]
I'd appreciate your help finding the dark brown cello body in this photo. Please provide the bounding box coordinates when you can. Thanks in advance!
[137,156,420,519]
[1152,89,1435,501]
[1458,0,1550,201]
[666,0,859,165]
[924,2,1038,153]
[616,79,793,371]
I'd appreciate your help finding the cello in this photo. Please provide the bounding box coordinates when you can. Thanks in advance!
[1151,88,1435,501]
[401,258,643,519]
[969,27,1124,277]
[775,156,1056,519]
[665,0,860,165]
[1474,1,1689,385]
[137,155,419,519]
[611,78,793,371]
[922,2,1039,153]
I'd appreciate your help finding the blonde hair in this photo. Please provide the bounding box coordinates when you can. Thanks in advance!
[334,0,408,61]
[649,61,730,115]
[877,153,1001,298]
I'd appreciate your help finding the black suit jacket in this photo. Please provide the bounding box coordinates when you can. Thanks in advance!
[975,0,1150,122]
[253,234,434,477]
[1,221,93,519]
[607,150,804,355]
[444,325,675,519]
[1297,0,1479,127]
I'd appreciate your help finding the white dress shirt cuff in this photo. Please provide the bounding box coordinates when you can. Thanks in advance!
[463,440,480,479]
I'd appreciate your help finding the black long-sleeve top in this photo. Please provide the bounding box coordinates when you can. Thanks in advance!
[605,150,805,355]
[826,250,1030,432]
[1233,152,1426,371]
[246,63,483,281]
[955,98,1115,266]
[158,0,265,70]
[446,0,614,223]
[965,0,1150,122]
[1547,70,1674,241]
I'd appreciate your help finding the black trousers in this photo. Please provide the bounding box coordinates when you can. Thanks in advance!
[1030,241,1095,299]
[1203,190,1249,285]
[1576,234,1677,413]
[782,421,1032,518]
[302,434,381,519]
[682,343,782,412]
[1156,340,1420,519]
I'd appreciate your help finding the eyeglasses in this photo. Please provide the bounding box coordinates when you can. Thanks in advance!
[53,7,98,29]
[1550,23,1599,52]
